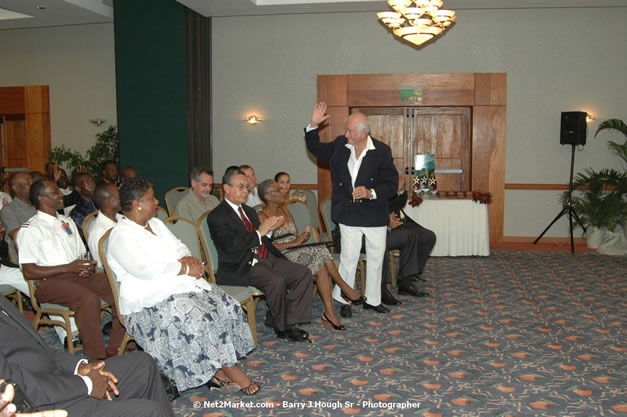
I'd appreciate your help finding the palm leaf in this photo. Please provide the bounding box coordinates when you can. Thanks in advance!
[594,119,627,139]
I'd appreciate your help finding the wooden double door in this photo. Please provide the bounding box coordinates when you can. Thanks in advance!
[357,106,471,192]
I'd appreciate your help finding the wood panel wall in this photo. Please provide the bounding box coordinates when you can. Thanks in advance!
[316,73,507,245]
[0,86,51,173]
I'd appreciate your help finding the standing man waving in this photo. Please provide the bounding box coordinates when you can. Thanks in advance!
[305,102,398,316]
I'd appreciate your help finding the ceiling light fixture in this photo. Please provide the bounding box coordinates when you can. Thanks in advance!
[377,0,456,47]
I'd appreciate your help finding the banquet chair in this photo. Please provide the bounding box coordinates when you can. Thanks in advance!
[290,189,319,230]
[98,229,134,355]
[0,285,23,313]
[319,198,366,293]
[164,186,188,217]
[82,210,98,243]
[26,280,110,354]
[163,216,201,260]
[287,201,314,244]
[197,210,262,345]
[156,206,169,221]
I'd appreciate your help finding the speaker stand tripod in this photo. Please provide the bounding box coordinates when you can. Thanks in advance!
[534,144,587,253]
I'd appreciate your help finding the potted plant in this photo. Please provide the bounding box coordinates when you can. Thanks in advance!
[49,126,119,183]
[564,119,627,254]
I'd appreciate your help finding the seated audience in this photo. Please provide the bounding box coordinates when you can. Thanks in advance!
[87,184,123,269]
[29,172,46,183]
[69,173,97,243]
[120,166,138,183]
[101,161,119,187]
[1,172,36,260]
[175,167,219,222]
[274,171,307,204]
[0,168,11,209]
[380,173,434,305]
[208,168,313,343]
[57,169,72,196]
[0,225,27,296]
[107,177,259,395]
[0,295,174,416]
[239,165,262,207]
[258,179,364,331]
[17,179,125,359]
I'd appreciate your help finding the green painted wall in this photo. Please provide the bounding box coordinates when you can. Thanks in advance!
[114,0,188,201]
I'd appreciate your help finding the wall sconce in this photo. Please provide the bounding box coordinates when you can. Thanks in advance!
[89,118,107,127]
[586,114,596,123]
[244,115,262,125]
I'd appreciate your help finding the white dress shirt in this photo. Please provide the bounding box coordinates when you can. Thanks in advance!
[87,211,124,269]
[345,136,377,199]
[246,187,262,207]
[17,211,86,266]
[107,217,211,315]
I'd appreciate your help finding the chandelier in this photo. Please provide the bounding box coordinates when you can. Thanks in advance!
[377,0,456,47]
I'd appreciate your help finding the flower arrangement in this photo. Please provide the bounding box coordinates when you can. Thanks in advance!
[408,192,424,207]
[472,191,492,205]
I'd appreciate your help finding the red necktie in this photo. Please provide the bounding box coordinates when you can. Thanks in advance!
[239,207,268,259]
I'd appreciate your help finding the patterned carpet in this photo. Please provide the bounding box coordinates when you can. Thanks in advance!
[42,250,626,416]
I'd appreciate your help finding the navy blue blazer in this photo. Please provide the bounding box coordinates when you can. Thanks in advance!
[305,128,398,227]
[207,200,284,287]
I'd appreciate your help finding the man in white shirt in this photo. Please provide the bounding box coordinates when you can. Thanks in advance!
[239,165,262,207]
[17,179,125,359]
[88,183,123,269]
[174,167,220,222]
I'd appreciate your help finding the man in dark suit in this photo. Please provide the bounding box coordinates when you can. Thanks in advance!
[381,173,435,305]
[0,295,174,417]
[305,102,398,315]
[207,168,313,342]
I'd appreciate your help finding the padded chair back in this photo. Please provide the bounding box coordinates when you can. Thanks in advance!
[163,216,201,259]
[287,201,313,244]
[319,197,333,242]
[164,187,188,216]
[197,210,219,279]
[82,210,98,242]
[291,189,319,229]
[99,229,134,355]
[156,206,168,221]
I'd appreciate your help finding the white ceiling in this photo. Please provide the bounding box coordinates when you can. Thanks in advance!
[1,0,626,30]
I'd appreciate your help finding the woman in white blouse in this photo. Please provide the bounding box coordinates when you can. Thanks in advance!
[106,177,259,395]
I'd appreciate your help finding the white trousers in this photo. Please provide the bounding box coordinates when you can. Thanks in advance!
[0,266,78,342]
[332,224,387,306]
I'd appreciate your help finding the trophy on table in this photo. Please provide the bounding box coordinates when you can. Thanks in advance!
[414,154,437,197]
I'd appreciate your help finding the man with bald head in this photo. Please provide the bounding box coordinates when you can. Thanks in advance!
[88,183,123,269]
[305,102,398,316]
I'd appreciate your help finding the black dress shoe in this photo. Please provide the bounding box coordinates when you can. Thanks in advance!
[340,304,352,318]
[264,311,274,328]
[398,284,429,297]
[363,303,390,313]
[341,290,365,305]
[276,327,310,343]
[63,335,82,349]
[381,288,402,306]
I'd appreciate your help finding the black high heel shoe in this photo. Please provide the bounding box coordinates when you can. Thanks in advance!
[206,376,232,390]
[341,290,365,305]
[322,313,347,331]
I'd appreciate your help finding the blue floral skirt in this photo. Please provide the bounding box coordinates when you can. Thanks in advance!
[124,287,254,391]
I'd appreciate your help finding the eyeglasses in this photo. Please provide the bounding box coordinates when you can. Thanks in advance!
[228,183,250,191]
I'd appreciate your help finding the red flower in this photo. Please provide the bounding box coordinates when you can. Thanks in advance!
[408,193,423,207]
[472,191,492,205]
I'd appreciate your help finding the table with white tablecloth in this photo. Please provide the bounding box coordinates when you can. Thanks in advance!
[403,199,490,256]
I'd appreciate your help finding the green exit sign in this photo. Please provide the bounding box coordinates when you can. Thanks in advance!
[399,86,423,104]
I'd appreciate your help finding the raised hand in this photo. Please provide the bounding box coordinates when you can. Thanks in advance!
[310,102,330,128]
